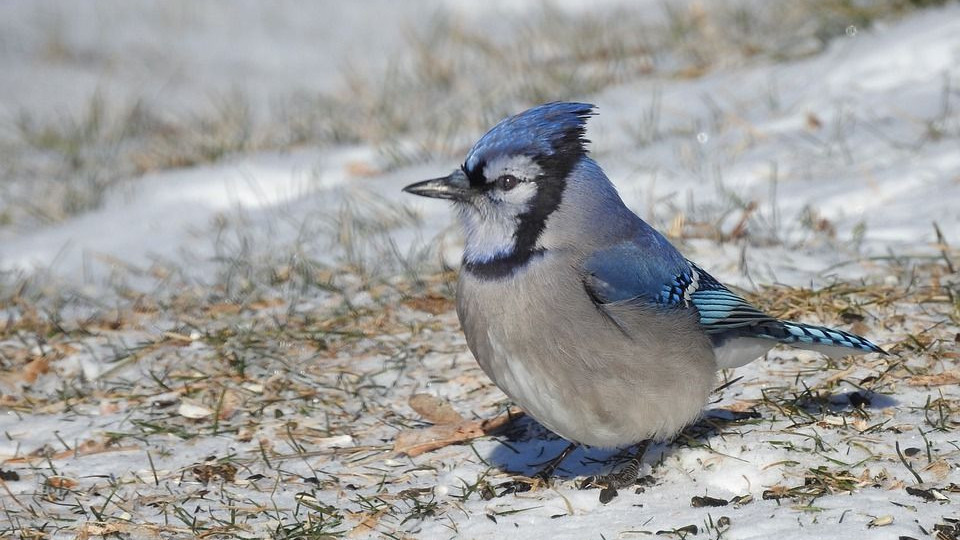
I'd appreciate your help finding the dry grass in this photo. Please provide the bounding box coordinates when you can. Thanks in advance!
[1,0,954,230]
[1,232,957,537]
[2,92,255,226]
[0,254,457,538]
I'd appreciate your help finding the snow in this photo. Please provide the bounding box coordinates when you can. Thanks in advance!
[0,147,371,277]
[1,2,959,539]
[0,0,655,123]
[3,3,957,287]
[0,1,414,121]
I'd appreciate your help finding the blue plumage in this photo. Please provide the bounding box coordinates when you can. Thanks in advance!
[678,264,884,354]
[464,102,594,177]
[582,229,689,305]
[586,245,886,356]
[683,263,774,330]
[778,321,884,353]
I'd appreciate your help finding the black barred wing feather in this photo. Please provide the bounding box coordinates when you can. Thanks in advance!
[684,262,885,355]
[682,265,779,333]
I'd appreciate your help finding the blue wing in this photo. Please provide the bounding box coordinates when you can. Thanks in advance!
[679,263,777,333]
[582,240,771,334]
[680,263,883,356]
[581,234,689,307]
[581,231,750,325]
[583,244,885,360]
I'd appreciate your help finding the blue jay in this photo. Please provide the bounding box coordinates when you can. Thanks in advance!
[403,102,884,488]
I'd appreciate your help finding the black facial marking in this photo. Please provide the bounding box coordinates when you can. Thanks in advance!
[510,125,588,258]
[464,125,590,280]
[543,122,591,178]
[462,162,486,188]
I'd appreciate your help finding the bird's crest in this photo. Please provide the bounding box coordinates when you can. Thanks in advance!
[463,102,595,182]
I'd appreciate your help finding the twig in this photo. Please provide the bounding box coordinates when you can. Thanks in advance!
[0,477,30,511]
[727,201,758,240]
[895,441,924,485]
[933,221,956,273]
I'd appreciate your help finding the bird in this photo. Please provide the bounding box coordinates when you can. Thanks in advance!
[402,102,884,489]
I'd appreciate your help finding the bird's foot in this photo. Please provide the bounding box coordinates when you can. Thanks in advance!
[579,440,651,504]
[578,456,641,491]
[495,475,544,496]
[496,478,531,496]
[577,457,641,504]
[495,442,578,496]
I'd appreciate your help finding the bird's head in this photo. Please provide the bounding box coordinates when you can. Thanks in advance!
[403,102,595,274]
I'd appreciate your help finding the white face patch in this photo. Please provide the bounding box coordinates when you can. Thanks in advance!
[458,154,544,264]
[481,154,542,208]
[482,154,543,185]
[457,202,517,264]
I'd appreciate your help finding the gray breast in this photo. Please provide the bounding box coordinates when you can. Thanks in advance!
[456,251,717,448]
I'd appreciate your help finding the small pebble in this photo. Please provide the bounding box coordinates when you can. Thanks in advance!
[691,495,728,508]
[599,487,618,504]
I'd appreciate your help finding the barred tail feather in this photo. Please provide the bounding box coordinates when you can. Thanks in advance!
[779,321,886,357]
[713,320,886,369]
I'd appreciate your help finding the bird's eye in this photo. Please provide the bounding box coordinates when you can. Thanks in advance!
[496,175,520,191]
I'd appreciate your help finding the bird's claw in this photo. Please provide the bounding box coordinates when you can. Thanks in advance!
[494,443,577,497]
[496,474,548,497]
[578,457,641,503]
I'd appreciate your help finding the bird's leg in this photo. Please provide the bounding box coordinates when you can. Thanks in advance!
[530,441,578,481]
[497,442,578,495]
[579,439,650,491]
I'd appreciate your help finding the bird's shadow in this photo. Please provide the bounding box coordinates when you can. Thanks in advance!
[483,390,898,482]
[484,408,761,481]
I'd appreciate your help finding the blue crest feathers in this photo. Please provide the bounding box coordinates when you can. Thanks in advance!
[464,102,595,177]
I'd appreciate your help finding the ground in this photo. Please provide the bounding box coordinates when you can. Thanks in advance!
[1,2,959,539]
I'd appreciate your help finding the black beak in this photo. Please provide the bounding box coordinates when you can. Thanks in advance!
[402,170,471,201]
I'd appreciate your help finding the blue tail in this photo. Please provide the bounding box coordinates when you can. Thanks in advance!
[776,321,886,355]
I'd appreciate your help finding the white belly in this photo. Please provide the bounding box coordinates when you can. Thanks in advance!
[484,331,625,446]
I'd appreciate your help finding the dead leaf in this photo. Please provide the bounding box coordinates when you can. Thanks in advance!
[190,462,237,484]
[908,370,960,386]
[217,389,242,420]
[76,522,134,540]
[725,400,759,412]
[23,356,51,383]
[393,408,523,457]
[393,423,482,457]
[867,515,893,528]
[178,400,214,419]
[923,459,952,480]
[45,476,77,490]
[348,509,387,537]
[409,394,463,425]
[403,294,453,315]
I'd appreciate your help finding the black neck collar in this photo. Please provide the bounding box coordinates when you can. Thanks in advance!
[463,248,546,279]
